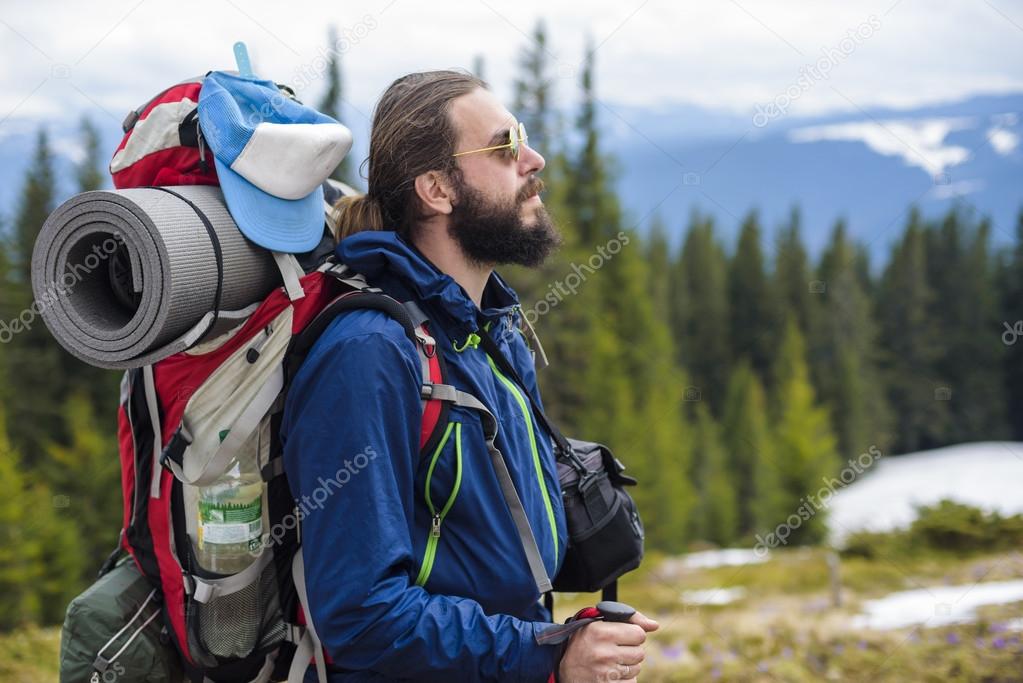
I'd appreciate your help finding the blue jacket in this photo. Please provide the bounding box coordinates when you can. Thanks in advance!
[281,231,568,681]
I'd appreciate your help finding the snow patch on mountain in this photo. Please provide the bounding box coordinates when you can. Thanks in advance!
[787,117,976,176]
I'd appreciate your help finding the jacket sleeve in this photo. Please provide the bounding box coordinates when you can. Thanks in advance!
[281,317,559,682]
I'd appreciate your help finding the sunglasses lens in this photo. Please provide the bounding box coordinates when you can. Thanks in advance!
[512,123,527,161]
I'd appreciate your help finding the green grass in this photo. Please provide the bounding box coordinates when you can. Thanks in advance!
[553,547,1023,682]
[0,625,60,683]
[4,548,1021,682]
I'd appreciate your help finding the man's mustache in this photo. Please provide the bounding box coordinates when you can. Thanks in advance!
[517,177,546,203]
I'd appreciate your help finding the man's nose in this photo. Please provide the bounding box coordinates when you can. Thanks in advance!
[519,142,545,175]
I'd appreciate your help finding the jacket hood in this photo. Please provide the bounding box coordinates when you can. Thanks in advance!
[335,231,521,340]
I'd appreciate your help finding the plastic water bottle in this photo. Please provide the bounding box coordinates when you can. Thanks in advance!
[195,455,264,575]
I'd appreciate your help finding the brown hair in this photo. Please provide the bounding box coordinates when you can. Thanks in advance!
[333,70,487,242]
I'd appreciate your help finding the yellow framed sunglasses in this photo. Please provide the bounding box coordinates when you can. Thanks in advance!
[452,122,528,161]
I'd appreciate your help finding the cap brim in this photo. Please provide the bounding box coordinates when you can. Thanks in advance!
[214,156,325,253]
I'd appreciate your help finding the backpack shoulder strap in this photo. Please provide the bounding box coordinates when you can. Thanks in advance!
[399,300,450,455]
[286,271,448,456]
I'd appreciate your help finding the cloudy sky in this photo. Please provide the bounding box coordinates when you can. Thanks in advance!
[1,0,1022,139]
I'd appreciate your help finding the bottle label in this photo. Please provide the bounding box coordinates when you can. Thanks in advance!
[198,498,262,549]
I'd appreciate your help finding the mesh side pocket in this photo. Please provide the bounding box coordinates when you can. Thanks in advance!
[187,554,286,664]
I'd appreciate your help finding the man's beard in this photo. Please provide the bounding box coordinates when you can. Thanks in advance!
[447,175,561,268]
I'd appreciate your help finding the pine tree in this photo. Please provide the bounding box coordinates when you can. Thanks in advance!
[924,209,1007,443]
[999,210,1023,440]
[773,207,814,341]
[728,211,779,387]
[512,20,554,160]
[810,220,891,459]
[0,403,42,629]
[691,403,737,545]
[75,115,106,193]
[563,38,620,245]
[770,320,837,546]
[6,128,68,462]
[32,479,86,624]
[877,208,946,452]
[721,360,783,536]
[646,215,671,307]
[0,398,84,628]
[0,212,9,401]
[598,227,694,552]
[42,393,121,583]
[12,129,55,284]
[318,26,354,184]
[672,213,730,411]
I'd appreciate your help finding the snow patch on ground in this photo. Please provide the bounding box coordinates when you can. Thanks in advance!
[681,587,748,606]
[680,548,769,570]
[851,580,1023,630]
[828,442,1023,544]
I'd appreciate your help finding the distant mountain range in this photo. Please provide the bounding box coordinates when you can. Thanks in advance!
[601,92,1023,259]
[1,91,1019,262]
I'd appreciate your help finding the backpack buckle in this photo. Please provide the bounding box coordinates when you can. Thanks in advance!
[414,327,436,358]
[158,423,193,468]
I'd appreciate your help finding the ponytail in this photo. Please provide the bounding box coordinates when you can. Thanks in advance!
[331,193,385,243]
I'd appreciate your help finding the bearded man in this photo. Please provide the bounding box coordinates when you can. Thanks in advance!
[282,69,657,682]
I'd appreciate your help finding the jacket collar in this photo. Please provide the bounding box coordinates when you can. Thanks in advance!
[335,231,521,339]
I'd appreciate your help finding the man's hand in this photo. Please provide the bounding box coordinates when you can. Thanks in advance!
[558,611,659,682]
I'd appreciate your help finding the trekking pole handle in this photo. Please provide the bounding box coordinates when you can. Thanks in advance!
[595,600,636,623]
[534,601,638,646]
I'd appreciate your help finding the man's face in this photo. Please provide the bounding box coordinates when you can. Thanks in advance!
[445,88,561,268]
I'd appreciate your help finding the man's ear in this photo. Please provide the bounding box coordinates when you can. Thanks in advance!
[414,170,455,217]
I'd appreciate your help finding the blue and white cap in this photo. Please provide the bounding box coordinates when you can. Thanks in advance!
[198,70,352,252]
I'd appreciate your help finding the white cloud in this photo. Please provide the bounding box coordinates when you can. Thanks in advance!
[929,178,985,200]
[787,117,976,175]
[0,0,1021,133]
[988,127,1020,155]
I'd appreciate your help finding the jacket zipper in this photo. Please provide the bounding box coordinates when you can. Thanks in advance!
[484,351,559,568]
[414,422,462,587]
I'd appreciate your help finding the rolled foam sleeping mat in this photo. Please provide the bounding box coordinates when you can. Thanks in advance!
[31,185,281,369]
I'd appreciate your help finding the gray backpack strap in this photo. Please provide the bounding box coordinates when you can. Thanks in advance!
[289,549,329,683]
[92,588,161,675]
[141,365,163,499]
[420,383,553,594]
[272,252,306,301]
[186,549,274,604]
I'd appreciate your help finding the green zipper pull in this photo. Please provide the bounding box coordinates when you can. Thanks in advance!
[453,332,481,352]
[430,513,441,538]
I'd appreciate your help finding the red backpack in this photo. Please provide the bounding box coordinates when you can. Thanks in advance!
[99,77,450,682]
[112,262,448,682]
[109,77,219,189]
